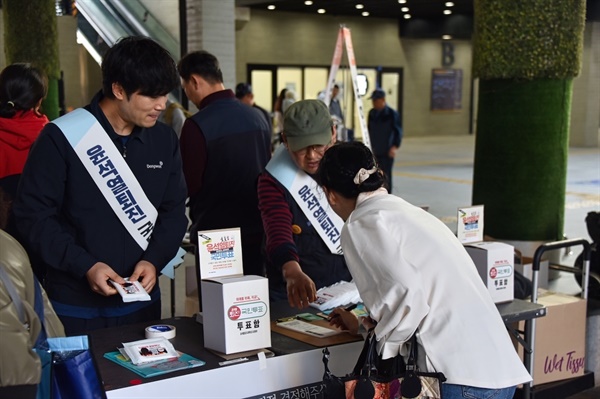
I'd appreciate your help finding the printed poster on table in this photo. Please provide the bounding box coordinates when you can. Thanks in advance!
[457,205,484,244]
[197,228,243,279]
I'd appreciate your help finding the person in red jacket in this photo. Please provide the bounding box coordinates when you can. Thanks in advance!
[0,63,49,241]
[0,63,49,179]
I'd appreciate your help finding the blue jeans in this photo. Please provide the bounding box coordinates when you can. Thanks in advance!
[442,384,516,399]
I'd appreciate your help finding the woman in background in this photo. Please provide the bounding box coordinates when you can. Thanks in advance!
[0,63,48,240]
[0,63,49,179]
[319,141,531,399]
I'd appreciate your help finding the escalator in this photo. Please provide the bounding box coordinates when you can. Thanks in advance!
[76,0,178,62]
[76,0,181,96]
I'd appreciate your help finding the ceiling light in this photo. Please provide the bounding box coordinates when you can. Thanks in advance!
[398,0,407,3]
[404,14,411,19]
[362,11,370,16]
[444,9,452,15]
[445,2,455,6]
[401,7,409,12]
[304,0,313,5]
[317,8,326,14]
[267,5,275,10]
[356,4,364,9]
[442,35,452,40]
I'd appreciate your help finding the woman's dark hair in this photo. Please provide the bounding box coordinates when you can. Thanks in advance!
[0,63,47,118]
[102,36,179,99]
[274,88,288,112]
[318,141,386,199]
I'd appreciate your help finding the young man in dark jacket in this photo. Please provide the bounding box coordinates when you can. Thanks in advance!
[13,36,188,335]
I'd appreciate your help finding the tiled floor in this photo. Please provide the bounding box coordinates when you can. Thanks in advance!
[160,135,600,394]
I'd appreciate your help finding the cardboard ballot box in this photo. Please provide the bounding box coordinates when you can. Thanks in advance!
[197,228,271,354]
[465,241,514,303]
[201,275,270,354]
[516,291,587,386]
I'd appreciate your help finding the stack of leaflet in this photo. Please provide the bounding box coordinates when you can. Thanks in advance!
[309,280,362,311]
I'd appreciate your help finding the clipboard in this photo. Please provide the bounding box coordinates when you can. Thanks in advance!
[271,319,363,347]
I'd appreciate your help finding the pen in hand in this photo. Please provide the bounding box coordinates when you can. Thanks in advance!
[328,303,358,320]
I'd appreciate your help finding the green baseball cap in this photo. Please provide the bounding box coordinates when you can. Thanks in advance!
[283,100,333,152]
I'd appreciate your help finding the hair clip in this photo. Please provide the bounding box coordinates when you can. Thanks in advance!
[7,101,15,107]
[353,167,377,185]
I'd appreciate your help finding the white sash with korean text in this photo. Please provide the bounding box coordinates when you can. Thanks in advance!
[54,108,157,251]
[266,146,344,255]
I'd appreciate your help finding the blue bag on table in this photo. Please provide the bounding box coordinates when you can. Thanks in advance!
[47,335,104,399]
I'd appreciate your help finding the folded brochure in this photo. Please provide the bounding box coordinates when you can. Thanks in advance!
[276,319,340,338]
[109,278,151,303]
[122,337,179,365]
[104,351,205,378]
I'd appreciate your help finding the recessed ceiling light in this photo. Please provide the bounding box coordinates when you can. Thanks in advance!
[304,0,313,5]
[401,7,409,12]
[442,35,452,40]
[362,11,370,16]
[444,9,452,15]
[404,14,411,19]
[267,5,275,10]
[398,0,407,3]
[356,4,364,9]
[317,8,326,14]
[445,2,455,6]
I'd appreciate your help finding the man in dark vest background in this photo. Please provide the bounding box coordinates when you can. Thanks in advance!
[178,51,271,284]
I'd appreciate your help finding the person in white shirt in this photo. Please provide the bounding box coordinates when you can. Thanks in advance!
[318,141,531,399]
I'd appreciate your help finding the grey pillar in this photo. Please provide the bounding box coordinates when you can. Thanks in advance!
[185,0,236,89]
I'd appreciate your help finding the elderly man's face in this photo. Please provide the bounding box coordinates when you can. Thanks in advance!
[372,97,386,111]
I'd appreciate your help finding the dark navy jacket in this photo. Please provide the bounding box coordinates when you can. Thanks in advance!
[13,91,188,312]
[187,91,271,237]
[368,105,402,157]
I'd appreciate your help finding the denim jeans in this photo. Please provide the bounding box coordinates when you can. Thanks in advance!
[442,383,516,399]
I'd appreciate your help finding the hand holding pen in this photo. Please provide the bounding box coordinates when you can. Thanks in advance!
[328,303,360,334]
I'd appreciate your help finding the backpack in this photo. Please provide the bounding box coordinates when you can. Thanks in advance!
[574,211,600,299]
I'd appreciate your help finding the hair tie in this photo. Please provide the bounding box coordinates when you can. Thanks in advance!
[353,167,377,185]
[7,101,14,108]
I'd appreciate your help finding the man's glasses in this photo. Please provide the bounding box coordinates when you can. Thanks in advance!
[294,140,332,156]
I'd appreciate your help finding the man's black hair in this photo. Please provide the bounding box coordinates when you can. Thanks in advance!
[101,36,178,99]
[177,51,223,85]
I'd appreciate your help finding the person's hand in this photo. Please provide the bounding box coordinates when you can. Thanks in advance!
[361,316,377,331]
[328,307,360,334]
[86,262,124,296]
[129,260,157,293]
[282,261,316,309]
[388,146,398,158]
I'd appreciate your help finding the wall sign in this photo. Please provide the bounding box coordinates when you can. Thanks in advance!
[430,68,463,111]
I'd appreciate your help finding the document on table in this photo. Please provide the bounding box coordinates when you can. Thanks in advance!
[276,319,341,338]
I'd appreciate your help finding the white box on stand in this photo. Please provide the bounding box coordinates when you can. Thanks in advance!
[465,241,514,303]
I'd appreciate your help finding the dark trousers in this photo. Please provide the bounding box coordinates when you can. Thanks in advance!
[59,299,162,336]
[376,155,394,193]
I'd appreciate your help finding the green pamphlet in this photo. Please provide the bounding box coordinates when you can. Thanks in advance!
[104,351,205,378]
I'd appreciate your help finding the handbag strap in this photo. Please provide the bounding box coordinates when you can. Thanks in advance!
[0,262,26,324]
[406,332,419,371]
[0,261,47,346]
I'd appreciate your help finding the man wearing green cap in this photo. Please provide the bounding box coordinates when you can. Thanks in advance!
[258,100,351,308]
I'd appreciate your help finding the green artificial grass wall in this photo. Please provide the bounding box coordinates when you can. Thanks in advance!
[3,0,60,120]
[473,78,572,241]
[472,0,585,242]
[473,0,586,80]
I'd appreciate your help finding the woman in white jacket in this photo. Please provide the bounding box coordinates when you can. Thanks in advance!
[318,142,531,399]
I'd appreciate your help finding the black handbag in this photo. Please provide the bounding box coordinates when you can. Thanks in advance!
[322,330,446,399]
